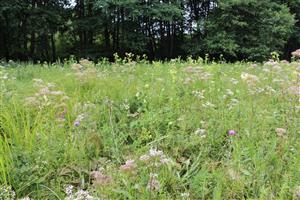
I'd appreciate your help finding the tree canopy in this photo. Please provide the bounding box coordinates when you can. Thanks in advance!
[0,0,299,62]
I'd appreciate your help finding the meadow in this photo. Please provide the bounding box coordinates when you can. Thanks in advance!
[0,57,299,199]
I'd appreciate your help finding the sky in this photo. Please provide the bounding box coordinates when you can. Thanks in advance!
[70,0,76,6]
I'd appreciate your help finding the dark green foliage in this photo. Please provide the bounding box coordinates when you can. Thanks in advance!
[204,0,295,61]
[0,0,299,61]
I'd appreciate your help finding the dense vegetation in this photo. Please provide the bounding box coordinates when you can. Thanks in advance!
[0,0,300,62]
[0,58,299,199]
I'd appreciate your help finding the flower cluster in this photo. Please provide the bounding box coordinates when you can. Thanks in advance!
[73,102,97,128]
[241,72,260,85]
[25,79,69,122]
[71,59,98,83]
[291,49,300,59]
[147,173,160,192]
[275,128,287,137]
[65,185,99,200]
[194,128,206,138]
[120,159,137,173]
[139,148,173,167]
[118,148,173,193]
[192,90,205,99]
[90,171,112,186]
[183,66,211,82]
[0,185,16,199]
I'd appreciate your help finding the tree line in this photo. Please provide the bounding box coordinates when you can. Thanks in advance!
[0,0,299,62]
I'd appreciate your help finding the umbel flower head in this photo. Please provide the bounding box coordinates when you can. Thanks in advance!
[291,49,300,58]
[119,159,137,173]
[147,173,160,192]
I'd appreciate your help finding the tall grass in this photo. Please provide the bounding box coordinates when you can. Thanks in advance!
[0,59,299,199]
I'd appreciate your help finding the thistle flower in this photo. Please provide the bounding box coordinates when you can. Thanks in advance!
[228,130,236,136]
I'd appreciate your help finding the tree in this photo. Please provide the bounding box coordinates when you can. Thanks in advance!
[203,0,295,61]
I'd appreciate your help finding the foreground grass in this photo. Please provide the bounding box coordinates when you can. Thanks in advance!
[0,59,299,199]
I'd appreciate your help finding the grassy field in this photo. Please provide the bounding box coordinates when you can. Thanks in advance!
[0,58,299,199]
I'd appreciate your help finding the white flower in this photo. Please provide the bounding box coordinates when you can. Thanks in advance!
[149,148,163,157]
[194,128,206,138]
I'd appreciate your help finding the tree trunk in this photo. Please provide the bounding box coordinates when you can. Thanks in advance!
[51,33,56,62]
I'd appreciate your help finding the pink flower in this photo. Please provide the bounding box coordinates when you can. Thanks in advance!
[120,159,137,172]
[74,120,80,126]
[228,130,236,136]
[147,173,160,192]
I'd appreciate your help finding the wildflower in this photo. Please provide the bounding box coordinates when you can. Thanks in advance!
[74,189,94,200]
[227,168,240,180]
[230,78,239,85]
[294,186,300,198]
[65,185,74,196]
[74,120,80,126]
[120,159,137,172]
[275,128,286,137]
[147,173,160,192]
[18,197,30,200]
[228,130,236,136]
[202,101,215,108]
[25,96,39,106]
[0,185,16,199]
[74,114,85,126]
[50,91,64,95]
[160,156,172,164]
[181,192,190,199]
[241,72,259,85]
[192,90,205,99]
[250,63,257,68]
[64,186,97,200]
[228,98,239,109]
[291,49,300,58]
[225,89,234,96]
[287,85,300,95]
[139,154,150,162]
[79,59,93,67]
[194,128,206,138]
[33,78,44,85]
[72,63,84,71]
[149,148,164,157]
[90,171,112,186]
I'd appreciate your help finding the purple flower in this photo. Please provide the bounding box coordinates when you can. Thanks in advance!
[228,130,236,136]
[74,120,80,127]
